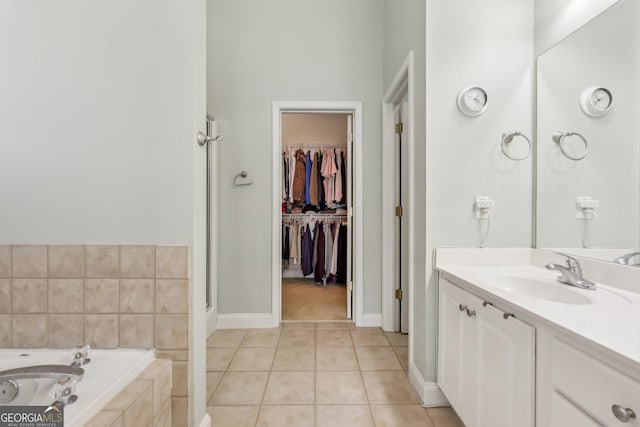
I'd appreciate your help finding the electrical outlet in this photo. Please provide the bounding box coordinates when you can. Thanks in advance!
[474,196,494,219]
[576,196,599,219]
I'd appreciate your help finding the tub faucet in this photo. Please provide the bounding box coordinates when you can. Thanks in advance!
[546,254,596,290]
[613,252,640,266]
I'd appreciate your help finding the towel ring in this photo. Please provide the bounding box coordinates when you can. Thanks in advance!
[233,171,253,187]
[553,131,588,161]
[501,131,531,161]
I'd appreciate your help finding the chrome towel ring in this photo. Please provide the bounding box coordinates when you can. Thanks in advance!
[553,131,588,161]
[501,131,531,161]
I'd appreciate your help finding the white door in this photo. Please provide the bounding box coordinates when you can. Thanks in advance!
[346,113,353,319]
[393,102,410,333]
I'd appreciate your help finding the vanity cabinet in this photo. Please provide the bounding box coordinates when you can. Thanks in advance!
[438,278,535,427]
[541,335,640,427]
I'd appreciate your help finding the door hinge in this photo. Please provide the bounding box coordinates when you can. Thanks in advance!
[395,122,403,135]
[348,207,353,217]
[348,281,353,292]
[395,206,403,217]
[395,289,403,300]
[347,132,353,143]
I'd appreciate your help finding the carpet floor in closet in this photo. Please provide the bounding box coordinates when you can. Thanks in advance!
[282,278,347,321]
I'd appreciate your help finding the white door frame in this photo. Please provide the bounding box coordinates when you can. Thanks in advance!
[271,101,364,327]
[382,52,415,335]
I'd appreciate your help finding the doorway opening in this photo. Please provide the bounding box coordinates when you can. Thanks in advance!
[272,101,363,325]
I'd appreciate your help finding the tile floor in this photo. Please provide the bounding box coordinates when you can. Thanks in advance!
[206,322,465,426]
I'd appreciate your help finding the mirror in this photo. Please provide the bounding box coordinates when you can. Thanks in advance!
[536,0,640,264]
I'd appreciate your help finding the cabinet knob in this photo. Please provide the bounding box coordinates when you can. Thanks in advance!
[459,304,467,312]
[465,308,476,317]
[612,404,636,422]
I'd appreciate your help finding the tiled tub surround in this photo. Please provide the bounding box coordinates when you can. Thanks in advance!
[87,358,173,427]
[0,244,190,426]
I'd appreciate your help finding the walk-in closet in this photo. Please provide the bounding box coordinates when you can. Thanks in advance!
[281,112,353,320]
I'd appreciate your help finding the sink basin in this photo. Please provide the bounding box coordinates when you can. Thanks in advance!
[483,274,592,305]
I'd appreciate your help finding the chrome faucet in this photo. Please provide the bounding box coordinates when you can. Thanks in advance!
[613,252,640,266]
[546,254,596,290]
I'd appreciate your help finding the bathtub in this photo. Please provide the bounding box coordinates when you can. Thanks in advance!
[0,348,155,426]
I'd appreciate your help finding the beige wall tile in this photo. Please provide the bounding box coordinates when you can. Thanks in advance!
[85,245,119,278]
[48,279,83,313]
[153,363,173,414]
[85,279,119,313]
[84,314,118,348]
[12,314,47,347]
[0,279,10,313]
[171,397,189,427]
[155,315,188,349]
[172,361,188,397]
[156,280,188,314]
[48,245,83,278]
[122,381,153,427]
[155,350,189,362]
[156,246,189,279]
[119,315,154,348]
[12,245,47,278]
[85,409,123,427]
[12,279,47,313]
[108,380,150,410]
[120,246,155,278]
[48,314,83,348]
[0,315,10,347]
[0,245,10,277]
[120,279,154,313]
[154,399,172,427]
[139,359,172,379]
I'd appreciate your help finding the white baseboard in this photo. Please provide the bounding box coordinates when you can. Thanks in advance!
[216,313,276,329]
[408,361,449,407]
[359,313,382,327]
[206,307,217,337]
[198,413,211,427]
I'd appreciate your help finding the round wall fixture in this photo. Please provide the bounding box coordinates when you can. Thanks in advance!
[457,86,488,117]
[579,86,613,117]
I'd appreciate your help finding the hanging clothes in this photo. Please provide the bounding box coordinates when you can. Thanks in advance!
[334,149,343,205]
[282,152,289,202]
[301,224,314,276]
[292,149,306,205]
[337,224,348,283]
[324,222,333,274]
[330,224,340,276]
[290,223,299,264]
[322,148,338,207]
[282,224,290,261]
[310,151,319,205]
[340,150,347,204]
[314,222,326,283]
[304,151,312,205]
[317,151,325,209]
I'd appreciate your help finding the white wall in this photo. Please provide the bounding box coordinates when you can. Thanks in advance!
[382,0,428,379]
[537,0,640,251]
[424,0,534,381]
[535,0,620,55]
[0,1,196,245]
[208,0,384,315]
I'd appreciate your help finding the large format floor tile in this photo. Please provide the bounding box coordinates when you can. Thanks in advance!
[206,323,463,427]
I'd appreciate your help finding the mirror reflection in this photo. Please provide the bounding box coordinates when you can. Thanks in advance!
[536,0,640,264]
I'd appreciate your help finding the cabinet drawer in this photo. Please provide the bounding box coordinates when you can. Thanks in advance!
[550,391,601,427]
[551,338,640,426]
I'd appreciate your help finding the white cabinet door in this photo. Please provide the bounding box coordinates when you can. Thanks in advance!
[471,302,535,427]
[438,278,535,427]
[438,280,469,416]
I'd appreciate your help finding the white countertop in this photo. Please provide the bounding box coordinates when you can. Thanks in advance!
[434,248,640,371]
